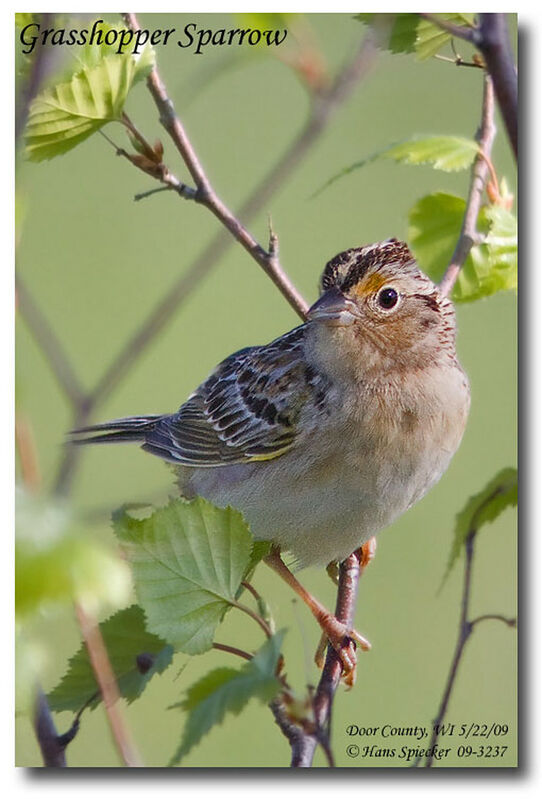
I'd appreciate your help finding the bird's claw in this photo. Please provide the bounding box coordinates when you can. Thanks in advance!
[314,617,371,687]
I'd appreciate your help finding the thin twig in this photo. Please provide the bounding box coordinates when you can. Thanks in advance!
[439,73,496,297]
[470,613,517,629]
[15,413,42,491]
[134,185,174,201]
[74,603,142,767]
[419,486,517,768]
[212,642,254,662]
[233,600,273,639]
[123,12,308,321]
[99,127,197,201]
[434,54,484,69]
[421,13,517,160]
[241,580,264,604]
[52,33,378,494]
[421,530,476,767]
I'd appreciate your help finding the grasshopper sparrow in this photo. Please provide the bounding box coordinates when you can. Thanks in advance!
[73,239,470,678]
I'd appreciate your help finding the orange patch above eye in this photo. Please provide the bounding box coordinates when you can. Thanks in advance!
[353,273,387,297]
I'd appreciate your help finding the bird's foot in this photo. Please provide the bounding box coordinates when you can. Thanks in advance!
[355,536,377,570]
[263,547,371,686]
[314,615,371,687]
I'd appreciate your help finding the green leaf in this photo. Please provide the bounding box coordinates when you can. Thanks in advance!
[314,135,478,197]
[408,192,517,302]
[48,605,174,713]
[113,497,259,655]
[441,468,517,585]
[169,631,285,764]
[388,14,419,54]
[128,37,155,86]
[384,136,478,172]
[243,539,272,581]
[356,13,476,60]
[16,487,131,617]
[313,149,381,196]
[25,21,155,161]
[355,13,418,55]
[416,14,476,60]
[409,192,468,286]
[73,22,153,82]
[483,204,518,278]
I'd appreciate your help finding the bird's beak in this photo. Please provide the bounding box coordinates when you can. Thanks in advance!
[307,287,357,325]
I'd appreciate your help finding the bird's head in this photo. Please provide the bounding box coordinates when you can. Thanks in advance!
[306,239,457,379]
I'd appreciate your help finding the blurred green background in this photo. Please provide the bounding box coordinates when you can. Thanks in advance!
[15,13,517,767]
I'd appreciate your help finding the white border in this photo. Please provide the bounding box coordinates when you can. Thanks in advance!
[6,3,538,795]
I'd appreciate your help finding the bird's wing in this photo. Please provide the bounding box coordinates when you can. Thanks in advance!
[142,327,312,466]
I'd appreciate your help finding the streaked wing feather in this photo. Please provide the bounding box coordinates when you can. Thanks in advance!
[144,327,308,466]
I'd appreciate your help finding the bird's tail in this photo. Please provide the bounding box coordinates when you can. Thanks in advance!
[69,415,165,445]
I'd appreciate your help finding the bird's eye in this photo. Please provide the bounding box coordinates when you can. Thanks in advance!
[377,287,399,310]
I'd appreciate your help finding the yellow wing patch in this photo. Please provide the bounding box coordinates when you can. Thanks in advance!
[246,444,294,462]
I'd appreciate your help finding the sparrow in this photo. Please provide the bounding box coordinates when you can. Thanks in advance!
[72,239,470,679]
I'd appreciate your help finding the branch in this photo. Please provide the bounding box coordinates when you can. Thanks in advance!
[15,413,41,491]
[53,31,378,494]
[309,552,363,764]
[419,489,517,768]
[270,698,325,767]
[34,683,85,766]
[233,600,273,639]
[33,686,67,767]
[16,273,87,409]
[420,14,477,44]
[422,530,475,767]
[421,13,516,160]
[477,14,517,160]
[123,12,308,322]
[276,551,364,767]
[212,642,254,662]
[74,604,142,767]
[99,127,197,202]
[93,30,376,402]
[439,73,496,297]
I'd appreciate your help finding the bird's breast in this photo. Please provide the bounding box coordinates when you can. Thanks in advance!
[178,362,469,568]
